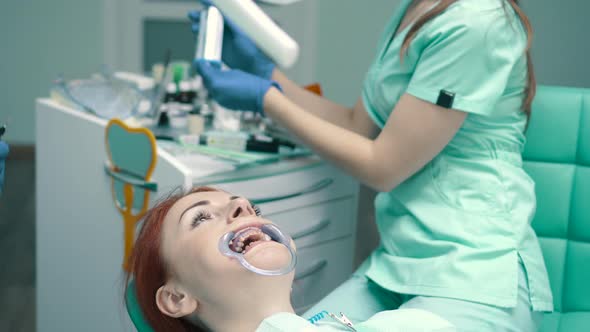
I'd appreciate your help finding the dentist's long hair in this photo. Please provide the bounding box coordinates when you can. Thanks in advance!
[400,0,535,118]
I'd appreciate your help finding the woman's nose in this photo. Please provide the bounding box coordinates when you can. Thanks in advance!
[227,198,256,223]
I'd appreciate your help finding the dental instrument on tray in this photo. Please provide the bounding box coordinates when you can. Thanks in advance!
[180,131,296,154]
[148,49,173,121]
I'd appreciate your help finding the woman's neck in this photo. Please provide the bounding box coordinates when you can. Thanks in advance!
[204,298,295,332]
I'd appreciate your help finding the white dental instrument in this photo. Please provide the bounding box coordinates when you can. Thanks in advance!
[195,6,225,66]
[210,0,300,68]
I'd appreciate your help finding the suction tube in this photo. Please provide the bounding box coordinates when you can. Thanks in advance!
[210,0,300,68]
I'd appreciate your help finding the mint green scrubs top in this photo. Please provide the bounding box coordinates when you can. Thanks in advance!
[360,0,553,311]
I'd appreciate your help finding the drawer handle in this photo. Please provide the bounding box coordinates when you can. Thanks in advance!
[292,219,331,240]
[251,178,334,204]
[295,260,328,281]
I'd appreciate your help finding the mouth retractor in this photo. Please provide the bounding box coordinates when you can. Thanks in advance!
[218,224,297,276]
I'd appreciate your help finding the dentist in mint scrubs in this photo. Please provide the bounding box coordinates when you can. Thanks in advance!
[192,0,553,330]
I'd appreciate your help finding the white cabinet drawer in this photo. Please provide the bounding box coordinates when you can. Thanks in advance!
[291,237,355,309]
[266,198,356,249]
[214,165,357,215]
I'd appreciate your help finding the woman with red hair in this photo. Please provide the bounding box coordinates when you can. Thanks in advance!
[125,186,455,331]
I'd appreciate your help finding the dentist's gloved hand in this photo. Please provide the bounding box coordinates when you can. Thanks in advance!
[0,141,9,194]
[196,60,281,114]
[189,0,275,79]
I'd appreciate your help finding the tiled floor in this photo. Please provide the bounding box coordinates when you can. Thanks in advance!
[0,159,35,332]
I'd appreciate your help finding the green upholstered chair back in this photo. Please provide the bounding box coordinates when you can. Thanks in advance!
[523,85,590,331]
[126,279,154,332]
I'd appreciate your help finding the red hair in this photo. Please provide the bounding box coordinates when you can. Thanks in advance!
[125,186,218,332]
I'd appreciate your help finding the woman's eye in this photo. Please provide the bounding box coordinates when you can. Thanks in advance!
[191,211,212,228]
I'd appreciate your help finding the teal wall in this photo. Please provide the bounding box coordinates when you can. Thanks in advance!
[0,0,104,144]
[521,0,590,88]
[314,1,402,266]
[143,19,195,73]
[316,0,400,107]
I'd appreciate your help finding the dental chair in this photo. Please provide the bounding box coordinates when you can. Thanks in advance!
[523,85,590,331]
[126,280,153,331]
[125,85,590,331]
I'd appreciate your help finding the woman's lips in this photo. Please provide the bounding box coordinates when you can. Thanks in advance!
[243,240,284,257]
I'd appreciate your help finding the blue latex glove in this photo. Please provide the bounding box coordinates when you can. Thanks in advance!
[189,0,275,79]
[0,141,8,194]
[196,60,281,114]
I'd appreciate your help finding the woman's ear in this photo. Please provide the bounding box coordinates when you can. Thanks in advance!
[156,283,199,318]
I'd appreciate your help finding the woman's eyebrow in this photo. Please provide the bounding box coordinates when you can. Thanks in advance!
[178,196,242,223]
[179,200,210,223]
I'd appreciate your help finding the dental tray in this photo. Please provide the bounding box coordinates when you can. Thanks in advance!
[157,139,312,170]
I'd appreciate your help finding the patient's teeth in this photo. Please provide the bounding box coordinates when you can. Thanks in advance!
[229,226,277,254]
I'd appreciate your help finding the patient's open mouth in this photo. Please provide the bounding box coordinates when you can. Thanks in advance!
[229,226,274,254]
[218,223,296,276]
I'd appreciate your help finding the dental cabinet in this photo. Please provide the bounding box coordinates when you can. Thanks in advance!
[36,99,359,331]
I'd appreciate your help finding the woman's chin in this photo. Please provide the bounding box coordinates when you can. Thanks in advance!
[243,241,292,271]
